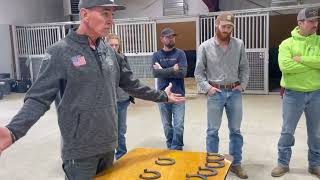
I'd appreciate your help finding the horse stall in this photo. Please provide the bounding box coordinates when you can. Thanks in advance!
[11,3,320,94]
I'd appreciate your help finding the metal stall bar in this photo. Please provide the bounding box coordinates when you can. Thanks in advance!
[249,16,252,49]
[14,25,63,80]
[12,26,21,79]
[112,20,156,78]
[148,23,152,53]
[142,23,146,53]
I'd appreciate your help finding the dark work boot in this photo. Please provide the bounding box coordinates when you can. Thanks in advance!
[230,165,248,179]
[309,166,320,178]
[271,166,289,177]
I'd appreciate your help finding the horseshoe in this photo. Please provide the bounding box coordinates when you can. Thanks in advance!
[139,169,161,179]
[197,166,218,177]
[205,161,225,168]
[206,156,225,163]
[155,157,176,166]
[206,153,225,161]
[186,173,207,180]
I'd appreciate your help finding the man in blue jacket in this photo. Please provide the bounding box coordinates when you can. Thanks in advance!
[0,1,184,180]
[152,27,188,150]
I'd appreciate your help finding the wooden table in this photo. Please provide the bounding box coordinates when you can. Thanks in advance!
[94,148,232,180]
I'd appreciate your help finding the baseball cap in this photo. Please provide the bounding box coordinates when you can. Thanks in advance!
[78,0,126,11]
[160,28,176,37]
[297,7,319,21]
[216,12,235,26]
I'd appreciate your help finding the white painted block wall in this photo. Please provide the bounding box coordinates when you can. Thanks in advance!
[0,25,13,76]
[0,0,64,25]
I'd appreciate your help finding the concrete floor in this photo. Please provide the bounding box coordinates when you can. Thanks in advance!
[0,79,318,180]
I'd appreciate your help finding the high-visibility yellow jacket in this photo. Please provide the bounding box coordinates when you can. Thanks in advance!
[279,26,320,92]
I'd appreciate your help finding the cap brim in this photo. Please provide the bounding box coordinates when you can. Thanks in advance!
[305,16,320,21]
[161,33,177,37]
[99,4,126,10]
[219,21,234,26]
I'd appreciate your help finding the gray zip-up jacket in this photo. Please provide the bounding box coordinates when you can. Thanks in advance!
[6,30,168,161]
[194,37,249,93]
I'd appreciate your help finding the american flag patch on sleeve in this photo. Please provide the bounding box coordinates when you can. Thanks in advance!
[71,55,86,67]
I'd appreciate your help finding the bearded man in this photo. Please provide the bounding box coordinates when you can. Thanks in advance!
[194,12,250,179]
[152,27,188,151]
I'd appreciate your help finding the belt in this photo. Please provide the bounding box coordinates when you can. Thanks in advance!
[209,81,240,89]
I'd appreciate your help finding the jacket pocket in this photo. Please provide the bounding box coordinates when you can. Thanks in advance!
[75,106,117,143]
[57,108,78,145]
[57,105,117,149]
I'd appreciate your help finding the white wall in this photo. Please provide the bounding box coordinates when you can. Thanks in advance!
[220,0,269,11]
[115,0,162,19]
[219,0,319,11]
[0,25,13,76]
[115,0,208,18]
[186,0,208,16]
[0,0,64,25]
[116,0,319,19]
[2,0,317,24]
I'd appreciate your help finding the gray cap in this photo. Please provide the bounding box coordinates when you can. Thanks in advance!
[297,7,319,21]
[160,28,176,37]
[78,0,126,11]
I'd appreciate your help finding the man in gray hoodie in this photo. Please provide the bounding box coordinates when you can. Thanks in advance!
[0,0,184,179]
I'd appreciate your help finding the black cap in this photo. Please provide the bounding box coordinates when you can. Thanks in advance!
[297,7,319,21]
[160,28,176,37]
[78,0,126,11]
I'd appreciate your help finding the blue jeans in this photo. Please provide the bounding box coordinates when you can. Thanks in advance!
[62,151,114,180]
[206,89,244,166]
[278,89,320,168]
[115,99,130,160]
[158,102,185,150]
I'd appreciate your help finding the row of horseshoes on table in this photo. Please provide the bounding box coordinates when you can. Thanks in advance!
[139,153,226,180]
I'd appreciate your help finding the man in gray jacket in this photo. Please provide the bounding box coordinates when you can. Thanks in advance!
[0,0,184,180]
[194,12,249,179]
